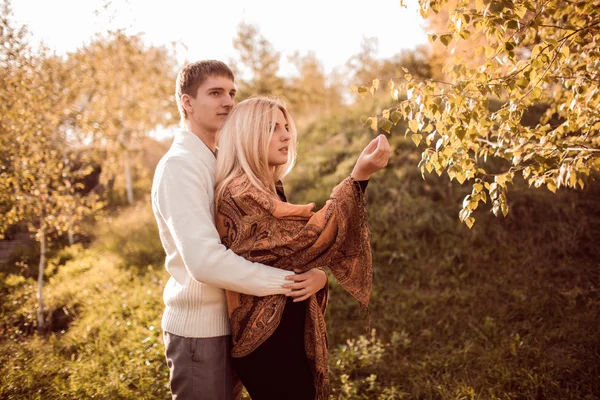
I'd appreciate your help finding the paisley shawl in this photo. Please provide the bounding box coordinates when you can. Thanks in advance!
[215,176,372,400]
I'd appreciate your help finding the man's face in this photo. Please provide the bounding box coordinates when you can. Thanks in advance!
[185,75,237,134]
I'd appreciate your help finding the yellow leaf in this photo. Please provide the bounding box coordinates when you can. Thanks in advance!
[495,173,507,186]
[372,78,380,92]
[411,133,422,146]
[501,203,509,217]
[379,117,393,133]
[409,120,419,132]
[440,34,453,47]
[357,86,368,98]
[569,170,577,187]
[366,117,378,131]
[465,217,475,229]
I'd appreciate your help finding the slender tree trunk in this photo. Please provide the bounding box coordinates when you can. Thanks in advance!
[124,150,134,205]
[67,208,74,246]
[37,214,46,332]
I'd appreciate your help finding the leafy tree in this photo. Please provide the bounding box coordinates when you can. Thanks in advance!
[358,0,600,227]
[347,37,382,86]
[286,51,344,118]
[232,22,285,99]
[0,3,101,330]
[68,31,178,204]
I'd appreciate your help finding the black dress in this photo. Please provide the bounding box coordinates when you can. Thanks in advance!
[231,185,316,400]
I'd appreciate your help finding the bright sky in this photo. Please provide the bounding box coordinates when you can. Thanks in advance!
[12,0,428,77]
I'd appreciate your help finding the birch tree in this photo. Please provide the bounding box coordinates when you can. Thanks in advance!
[358,0,600,227]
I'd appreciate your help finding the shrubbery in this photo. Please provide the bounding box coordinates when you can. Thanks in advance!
[1,110,599,399]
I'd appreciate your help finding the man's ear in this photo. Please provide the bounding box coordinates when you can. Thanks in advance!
[181,94,194,115]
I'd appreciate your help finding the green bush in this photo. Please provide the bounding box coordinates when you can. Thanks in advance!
[0,204,170,399]
[94,203,165,274]
[1,105,599,399]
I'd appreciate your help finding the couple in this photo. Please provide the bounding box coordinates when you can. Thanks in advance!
[151,60,390,400]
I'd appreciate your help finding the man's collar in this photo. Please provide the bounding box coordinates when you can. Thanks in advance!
[174,129,217,168]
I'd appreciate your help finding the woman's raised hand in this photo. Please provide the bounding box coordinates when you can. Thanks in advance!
[351,134,391,181]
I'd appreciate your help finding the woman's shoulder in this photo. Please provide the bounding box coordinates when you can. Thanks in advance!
[231,179,280,213]
[223,176,250,197]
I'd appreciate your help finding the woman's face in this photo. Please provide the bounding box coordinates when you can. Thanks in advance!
[267,109,292,167]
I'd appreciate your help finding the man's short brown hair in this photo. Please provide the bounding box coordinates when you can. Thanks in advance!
[175,60,235,121]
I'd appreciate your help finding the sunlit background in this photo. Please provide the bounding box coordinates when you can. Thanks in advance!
[13,0,427,75]
[2,0,599,398]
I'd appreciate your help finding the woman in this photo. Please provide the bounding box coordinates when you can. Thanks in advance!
[214,96,389,400]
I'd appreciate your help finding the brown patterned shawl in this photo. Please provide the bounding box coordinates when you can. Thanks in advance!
[215,176,372,400]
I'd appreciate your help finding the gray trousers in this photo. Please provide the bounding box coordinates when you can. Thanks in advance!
[164,331,243,400]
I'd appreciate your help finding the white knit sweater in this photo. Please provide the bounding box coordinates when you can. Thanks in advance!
[151,130,293,338]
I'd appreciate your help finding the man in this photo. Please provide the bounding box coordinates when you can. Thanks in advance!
[151,60,328,400]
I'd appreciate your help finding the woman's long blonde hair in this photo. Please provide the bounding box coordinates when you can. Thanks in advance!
[214,96,297,206]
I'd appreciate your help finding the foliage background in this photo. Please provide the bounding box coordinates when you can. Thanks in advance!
[1,0,599,399]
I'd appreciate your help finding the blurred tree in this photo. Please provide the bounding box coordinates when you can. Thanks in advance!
[232,22,285,99]
[359,0,600,227]
[0,2,101,331]
[68,31,178,204]
[379,46,435,82]
[347,37,381,86]
[287,51,344,118]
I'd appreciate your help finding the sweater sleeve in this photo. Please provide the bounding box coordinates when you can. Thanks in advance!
[153,156,293,297]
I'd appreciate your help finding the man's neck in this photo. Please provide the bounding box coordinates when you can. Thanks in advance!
[185,121,217,153]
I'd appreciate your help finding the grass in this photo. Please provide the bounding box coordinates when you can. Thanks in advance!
[1,109,599,398]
